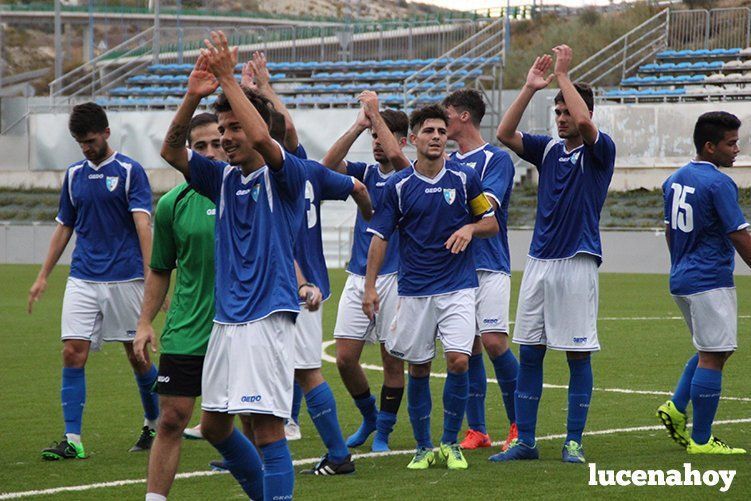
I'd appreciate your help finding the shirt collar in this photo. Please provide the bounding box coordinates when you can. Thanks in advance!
[87,151,118,170]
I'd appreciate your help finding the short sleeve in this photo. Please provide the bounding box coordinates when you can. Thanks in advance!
[128,163,153,215]
[56,170,76,227]
[520,133,554,168]
[289,143,308,159]
[367,179,399,241]
[188,150,226,203]
[346,161,368,181]
[317,162,355,201]
[662,179,672,226]
[466,168,493,218]
[712,179,749,234]
[270,141,306,201]
[150,192,179,271]
[481,152,514,208]
[585,131,617,170]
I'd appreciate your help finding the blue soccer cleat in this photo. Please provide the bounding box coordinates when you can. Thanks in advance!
[346,419,377,448]
[561,440,586,463]
[488,440,539,462]
[371,432,391,452]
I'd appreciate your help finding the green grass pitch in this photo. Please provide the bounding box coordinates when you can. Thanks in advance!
[1,264,750,499]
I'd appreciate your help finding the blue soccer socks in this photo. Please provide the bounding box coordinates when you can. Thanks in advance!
[466,354,487,434]
[346,391,377,448]
[690,367,722,445]
[565,356,593,444]
[61,367,86,437]
[672,354,699,414]
[214,428,264,499]
[515,345,546,446]
[134,364,159,424]
[407,374,433,449]
[491,348,519,425]
[260,439,294,500]
[306,382,349,462]
[442,371,469,445]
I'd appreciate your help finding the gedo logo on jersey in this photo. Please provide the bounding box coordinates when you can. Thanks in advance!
[241,394,262,403]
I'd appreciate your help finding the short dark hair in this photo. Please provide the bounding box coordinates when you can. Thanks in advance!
[409,104,450,132]
[188,112,218,146]
[380,109,409,138]
[442,89,485,126]
[68,102,109,137]
[213,88,273,127]
[554,82,594,112]
[693,111,741,154]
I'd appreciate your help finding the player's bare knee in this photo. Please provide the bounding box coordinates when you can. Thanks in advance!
[158,405,191,437]
[61,341,87,368]
[336,349,357,373]
[471,336,483,356]
[295,367,324,392]
[481,332,508,358]
[566,351,591,361]
[446,352,469,373]
[251,414,285,447]
[409,362,431,378]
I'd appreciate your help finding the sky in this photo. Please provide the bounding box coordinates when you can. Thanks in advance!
[410,0,636,11]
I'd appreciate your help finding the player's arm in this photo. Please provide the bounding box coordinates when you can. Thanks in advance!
[363,235,388,320]
[351,179,373,221]
[133,211,153,279]
[444,212,499,254]
[664,224,671,251]
[28,223,73,314]
[552,45,598,145]
[134,269,171,364]
[295,260,322,312]
[497,54,554,156]
[246,52,300,153]
[321,108,371,173]
[161,55,219,176]
[730,228,751,268]
[359,91,411,170]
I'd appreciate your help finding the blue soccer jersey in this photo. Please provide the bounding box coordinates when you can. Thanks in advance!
[295,161,355,301]
[187,144,305,324]
[346,162,400,277]
[450,143,515,274]
[520,131,616,264]
[663,160,748,296]
[56,151,152,282]
[289,144,307,159]
[367,160,493,296]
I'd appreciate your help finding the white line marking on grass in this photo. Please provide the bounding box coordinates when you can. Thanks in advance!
[3,418,750,500]
[319,339,751,403]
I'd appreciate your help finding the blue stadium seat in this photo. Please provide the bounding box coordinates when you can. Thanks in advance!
[657,50,678,58]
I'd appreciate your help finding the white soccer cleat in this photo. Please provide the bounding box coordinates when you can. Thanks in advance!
[182,424,204,440]
[285,420,302,441]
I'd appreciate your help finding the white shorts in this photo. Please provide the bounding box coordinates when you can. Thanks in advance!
[60,277,144,351]
[513,254,600,352]
[385,289,476,364]
[333,273,398,343]
[476,271,511,335]
[294,307,323,369]
[201,313,295,418]
[673,287,737,352]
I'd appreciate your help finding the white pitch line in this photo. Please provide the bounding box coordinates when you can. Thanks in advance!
[3,418,750,500]
[319,338,751,403]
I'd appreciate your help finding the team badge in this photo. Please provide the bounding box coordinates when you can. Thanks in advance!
[251,183,261,202]
[106,176,119,192]
[443,188,456,205]
[570,151,581,164]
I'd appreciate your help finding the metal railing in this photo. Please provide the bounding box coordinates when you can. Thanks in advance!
[668,8,750,50]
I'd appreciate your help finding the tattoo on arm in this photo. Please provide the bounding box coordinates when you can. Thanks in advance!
[165,123,189,149]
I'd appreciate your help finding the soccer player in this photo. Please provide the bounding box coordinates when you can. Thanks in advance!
[656,111,751,455]
[28,102,159,460]
[160,32,306,500]
[493,45,616,463]
[442,88,519,452]
[364,103,499,470]
[321,95,410,452]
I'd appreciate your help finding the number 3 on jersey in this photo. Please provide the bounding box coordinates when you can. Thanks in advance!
[670,183,695,233]
[305,180,317,229]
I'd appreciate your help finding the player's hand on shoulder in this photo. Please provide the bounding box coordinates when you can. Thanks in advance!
[187,54,219,98]
[445,224,473,254]
[362,285,380,321]
[299,284,323,312]
[525,54,554,91]
[134,321,157,365]
[202,30,239,81]
[27,277,47,314]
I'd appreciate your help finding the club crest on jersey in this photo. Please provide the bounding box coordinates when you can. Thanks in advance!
[570,151,581,164]
[251,183,261,202]
[106,176,119,192]
[443,188,456,205]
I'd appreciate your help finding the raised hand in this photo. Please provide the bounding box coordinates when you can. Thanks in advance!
[357,90,380,119]
[201,30,239,82]
[525,54,554,91]
[552,44,573,77]
[356,106,371,129]
[249,51,271,89]
[187,54,219,98]
[240,61,258,91]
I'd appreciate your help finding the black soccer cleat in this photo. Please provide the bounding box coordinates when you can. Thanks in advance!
[300,453,355,476]
[41,437,86,460]
[129,426,156,452]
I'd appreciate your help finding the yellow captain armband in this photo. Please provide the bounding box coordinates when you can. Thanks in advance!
[469,193,492,217]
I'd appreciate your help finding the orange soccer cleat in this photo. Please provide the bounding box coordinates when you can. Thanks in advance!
[500,423,518,452]
[460,429,492,449]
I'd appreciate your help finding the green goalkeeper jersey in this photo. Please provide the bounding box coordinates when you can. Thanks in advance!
[151,183,216,356]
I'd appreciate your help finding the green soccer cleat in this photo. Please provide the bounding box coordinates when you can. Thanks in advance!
[656,400,690,448]
[439,442,468,470]
[406,447,436,470]
[688,436,747,455]
[561,440,586,463]
[129,426,156,452]
[41,437,86,461]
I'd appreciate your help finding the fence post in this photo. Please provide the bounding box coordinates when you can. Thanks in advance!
[320,27,325,61]
[704,9,710,49]
[747,8,750,48]
[292,26,297,61]
[665,8,671,50]
[408,24,413,60]
[153,0,161,64]
[621,33,629,80]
